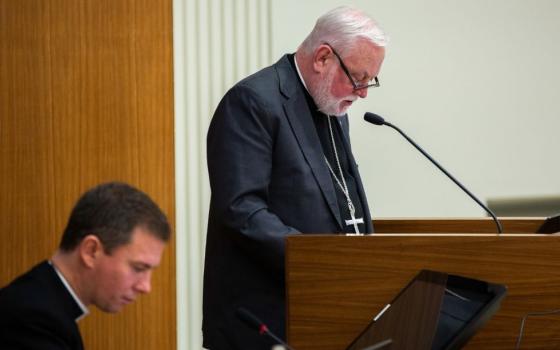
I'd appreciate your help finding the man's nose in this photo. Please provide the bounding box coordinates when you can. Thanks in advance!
[135,271,152,294]
[354,88,368,98]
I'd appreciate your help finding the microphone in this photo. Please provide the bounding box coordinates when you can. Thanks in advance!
[235,307,296,350]
[364,112,503,234]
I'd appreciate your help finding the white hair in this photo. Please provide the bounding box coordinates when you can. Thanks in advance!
[299,6,389,57]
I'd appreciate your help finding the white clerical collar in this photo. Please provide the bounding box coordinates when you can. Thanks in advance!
[49,261,90,322]
[293,54,310,92]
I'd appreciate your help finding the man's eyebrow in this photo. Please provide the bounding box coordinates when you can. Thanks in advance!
[354,72,374,83]
[349,67,373,81]
[131,261,157,269]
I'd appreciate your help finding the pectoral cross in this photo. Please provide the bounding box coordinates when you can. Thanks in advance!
[345,217,364,226]
[344,201,363,234]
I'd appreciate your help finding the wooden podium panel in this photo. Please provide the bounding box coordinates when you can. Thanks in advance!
[285,218,560,350]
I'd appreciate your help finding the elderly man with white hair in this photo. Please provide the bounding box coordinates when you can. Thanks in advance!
[203,6,388,350]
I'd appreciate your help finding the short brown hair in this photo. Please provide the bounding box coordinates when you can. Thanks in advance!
[59,182,170,254]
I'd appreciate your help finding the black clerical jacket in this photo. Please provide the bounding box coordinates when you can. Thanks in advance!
[203,54,372,350]
[0,261,84,350]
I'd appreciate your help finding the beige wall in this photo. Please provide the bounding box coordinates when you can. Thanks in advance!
[0,1,175,349]
[271,0,560,217]
[172,1,560,349]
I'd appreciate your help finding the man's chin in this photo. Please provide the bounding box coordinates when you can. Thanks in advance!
[317,97,355,116]
[333,105,351,117]
[98,304,125,314]
[319,105,349,117]
[333,100,355,116]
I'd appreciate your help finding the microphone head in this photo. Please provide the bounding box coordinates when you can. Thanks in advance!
[235,307,265,330]
[364,112,386,126]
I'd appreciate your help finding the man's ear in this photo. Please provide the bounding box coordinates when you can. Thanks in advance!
[79,235,103,268]
[312,44,333,73]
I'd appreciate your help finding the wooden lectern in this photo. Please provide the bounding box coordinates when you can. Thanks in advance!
[285,218,560,350]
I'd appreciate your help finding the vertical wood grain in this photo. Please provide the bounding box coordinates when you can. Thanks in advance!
[0,0,175,349]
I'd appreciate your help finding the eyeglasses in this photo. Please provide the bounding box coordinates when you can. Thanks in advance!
[324,43,380,91]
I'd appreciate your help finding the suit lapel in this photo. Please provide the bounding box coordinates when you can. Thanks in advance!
[36,261,86,350]
[275,56,343,230]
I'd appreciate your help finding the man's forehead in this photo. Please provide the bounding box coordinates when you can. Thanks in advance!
[345,44,385,78]
[116,228,166,257]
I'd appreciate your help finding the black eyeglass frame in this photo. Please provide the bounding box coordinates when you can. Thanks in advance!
[324,43,380,91]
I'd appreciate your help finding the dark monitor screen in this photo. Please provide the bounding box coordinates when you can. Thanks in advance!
[431,273,506,349]
[346,270,507,350]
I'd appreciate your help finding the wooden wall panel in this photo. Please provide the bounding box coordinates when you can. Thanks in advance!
[0,1,175,349]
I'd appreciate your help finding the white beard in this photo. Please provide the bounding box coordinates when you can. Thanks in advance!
[312,68,357,116]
